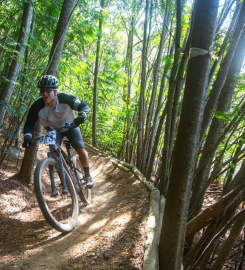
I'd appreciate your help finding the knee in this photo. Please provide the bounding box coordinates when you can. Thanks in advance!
[77,147,87,156]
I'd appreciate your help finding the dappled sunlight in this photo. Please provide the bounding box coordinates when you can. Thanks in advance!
[0,152,149,269]
[88,217,109,231]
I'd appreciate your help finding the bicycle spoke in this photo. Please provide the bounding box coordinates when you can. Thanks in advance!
[35,158,78,232]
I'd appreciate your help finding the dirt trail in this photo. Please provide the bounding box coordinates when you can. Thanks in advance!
[0,151,149,270]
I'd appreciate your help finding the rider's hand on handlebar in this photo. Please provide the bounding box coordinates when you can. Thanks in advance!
[73,114,85,126]
[22,134,32,148]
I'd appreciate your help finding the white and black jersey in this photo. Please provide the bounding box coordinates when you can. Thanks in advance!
[23,92,89,136]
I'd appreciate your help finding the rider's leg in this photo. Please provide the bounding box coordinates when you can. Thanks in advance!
[76,147,89,168]
[76,147,94,188]
[66,128,94,188]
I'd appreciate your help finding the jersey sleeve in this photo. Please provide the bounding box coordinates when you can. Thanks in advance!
[23,98,45,136]
[58,93,89,118]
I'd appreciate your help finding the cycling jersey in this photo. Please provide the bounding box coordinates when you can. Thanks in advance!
[23,92,89,136]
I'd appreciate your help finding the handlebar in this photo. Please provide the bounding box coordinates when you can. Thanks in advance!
[30,123,77,146]
[46,122,77,132]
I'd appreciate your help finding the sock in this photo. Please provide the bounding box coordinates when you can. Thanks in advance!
[83,167,90,178]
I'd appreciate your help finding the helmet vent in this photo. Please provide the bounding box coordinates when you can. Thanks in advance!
[38,75,58,88]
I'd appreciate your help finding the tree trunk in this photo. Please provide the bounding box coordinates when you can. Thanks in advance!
[208,0,241,86]
[143,0,170,167]
[145,41,175,179]
[189,24,245,220]
[92,0,104,148]
[148,106,167,182]
[17,0,76,183]
[158,0,218,269]
[136,0,149,169]
[17,122,42,184]
[215,0,236,34]
[125,17,135,163]
[224,136,244,191]
[158,0,182,195]
[186,179,245,240]
[168,32,190,165]
[44,0,76,76]
[0,0,34,122]
[211,211,245,270]
[199,1,245,142]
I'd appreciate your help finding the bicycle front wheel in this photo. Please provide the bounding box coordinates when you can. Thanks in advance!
[34,157,79,233]
[72,154,92,205]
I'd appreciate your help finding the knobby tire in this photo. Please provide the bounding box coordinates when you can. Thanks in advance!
[34,157,79,233]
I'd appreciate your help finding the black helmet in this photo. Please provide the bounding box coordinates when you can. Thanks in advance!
[38,75,58,88]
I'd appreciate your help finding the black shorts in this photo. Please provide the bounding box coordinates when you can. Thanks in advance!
[56,127,85,150]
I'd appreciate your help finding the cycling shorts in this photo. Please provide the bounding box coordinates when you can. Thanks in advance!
[56,127,85,150]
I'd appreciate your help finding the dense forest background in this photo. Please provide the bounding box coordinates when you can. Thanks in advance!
[1,0,245,269]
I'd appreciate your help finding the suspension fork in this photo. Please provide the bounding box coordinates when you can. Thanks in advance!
[47,148,68,195]
[47,152,57,196]
[57,148,68,194]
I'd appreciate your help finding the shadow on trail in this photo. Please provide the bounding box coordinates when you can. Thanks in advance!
[0,153,149,270]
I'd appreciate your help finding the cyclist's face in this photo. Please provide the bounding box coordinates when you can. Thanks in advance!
[40,88,57,105]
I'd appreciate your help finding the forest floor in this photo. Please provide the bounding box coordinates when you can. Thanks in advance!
[0,145,150,270]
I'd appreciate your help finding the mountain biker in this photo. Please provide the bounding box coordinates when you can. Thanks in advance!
[22,75,94,188]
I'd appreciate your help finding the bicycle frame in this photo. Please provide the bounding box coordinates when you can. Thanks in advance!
[34,124,87,197]
[61,141,86,190]
[47,140,85,197]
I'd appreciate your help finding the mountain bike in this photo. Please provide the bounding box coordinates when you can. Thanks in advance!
[33,124,92,233]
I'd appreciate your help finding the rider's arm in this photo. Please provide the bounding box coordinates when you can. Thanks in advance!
[58,93,89,119]
[23,98,45,137]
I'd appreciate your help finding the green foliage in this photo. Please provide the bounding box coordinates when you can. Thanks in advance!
[1,0,244,169]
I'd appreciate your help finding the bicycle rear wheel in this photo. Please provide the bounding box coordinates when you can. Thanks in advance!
[72,154,92,205]
[34,157,79,233]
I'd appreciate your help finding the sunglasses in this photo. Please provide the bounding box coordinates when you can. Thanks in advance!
[40,88,55,94]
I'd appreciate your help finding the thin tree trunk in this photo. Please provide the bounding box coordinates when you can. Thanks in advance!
[192,209,245,270]
[186,181,245,241]
[185,209,235,269]
[92,0,104,148]
[224,136,244,191]
[44,0,77,76]
[158,0,182,195]
[159,0,218,268]
[21,14,35,95]
[136,0,149,169]
[147,105,167,182]
[145,41,175,179]
[141,2,170,173]
[208,0,241,86]
[216,0,236,34]
[125,17,134,163]
[211,211,245,270]
[200,2,245,143]
[0,0,34,122]
[144,0,170,141]
[168,32,190,164]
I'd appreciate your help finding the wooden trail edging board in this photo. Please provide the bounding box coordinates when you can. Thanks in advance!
[84,142,166,270]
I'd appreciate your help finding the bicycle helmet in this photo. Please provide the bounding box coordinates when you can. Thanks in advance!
[38,75,59,88]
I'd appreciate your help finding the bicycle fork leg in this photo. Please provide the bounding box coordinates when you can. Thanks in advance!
[57,149,68,195]
[47,152,57,196]
[48,149,68,195]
